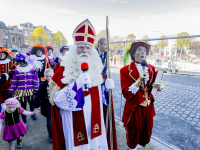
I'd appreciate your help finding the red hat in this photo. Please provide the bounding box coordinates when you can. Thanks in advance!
[129,41,151,52]
[33,44,45,49]
[45,46,54,51]
[0,47,14,57]
[72,19,96,46]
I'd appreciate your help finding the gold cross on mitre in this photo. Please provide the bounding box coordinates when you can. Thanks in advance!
[83,32,89,37]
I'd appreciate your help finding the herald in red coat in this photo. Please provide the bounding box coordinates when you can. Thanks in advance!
[120,62,156,149]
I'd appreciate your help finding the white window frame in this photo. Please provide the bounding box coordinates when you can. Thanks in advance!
[25,31,28,36]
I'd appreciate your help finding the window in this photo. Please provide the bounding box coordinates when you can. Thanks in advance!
[25,31,28,36]
[11,36,16,43]
[18,37,22,43]
[25,40,29,45]
[14,28,19,32]
[48,34,51,39]
[30,32,33,36]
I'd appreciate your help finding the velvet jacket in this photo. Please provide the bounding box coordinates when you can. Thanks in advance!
[120,61,156,127]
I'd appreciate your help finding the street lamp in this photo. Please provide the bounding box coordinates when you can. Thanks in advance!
[3,33,9,48]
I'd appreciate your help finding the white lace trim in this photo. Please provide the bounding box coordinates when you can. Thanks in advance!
[128,83,139,94]
[0,59,11,64]
[58,55,63,61]
[16,64,33,73]
[48,54,53,59]
[31,55,46,60]
[53,83,81,111]
[135,62,149,82]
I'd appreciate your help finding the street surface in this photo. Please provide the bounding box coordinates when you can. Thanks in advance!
[1,66,198,149]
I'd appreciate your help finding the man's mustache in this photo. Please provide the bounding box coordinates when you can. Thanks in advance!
[78,53,90,57]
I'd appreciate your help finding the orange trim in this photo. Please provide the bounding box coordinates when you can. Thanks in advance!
[41,77,46,81]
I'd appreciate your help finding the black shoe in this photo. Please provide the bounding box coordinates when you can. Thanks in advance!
[31,115,37,120]
[48,136,52,143]
[17,137,22,149]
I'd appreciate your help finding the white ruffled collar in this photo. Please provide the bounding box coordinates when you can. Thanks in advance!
[58,55,63,61]
[48,54,53,59]
[0,58,11,64]
[31,55,46,60]
[16,64,33,73]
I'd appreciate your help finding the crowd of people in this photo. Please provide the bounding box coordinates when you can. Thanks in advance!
[0,19,164,150]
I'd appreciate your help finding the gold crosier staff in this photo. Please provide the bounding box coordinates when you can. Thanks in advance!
[106,15,113,150]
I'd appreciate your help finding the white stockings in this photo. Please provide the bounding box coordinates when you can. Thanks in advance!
[9,140,15,150]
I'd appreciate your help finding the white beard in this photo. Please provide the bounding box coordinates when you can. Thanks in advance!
[61,45,104,87]
[76,53,91,75]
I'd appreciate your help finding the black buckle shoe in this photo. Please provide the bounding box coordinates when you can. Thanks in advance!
[48,136,52,143]
[31,115,37,120]
[17,137,22,149]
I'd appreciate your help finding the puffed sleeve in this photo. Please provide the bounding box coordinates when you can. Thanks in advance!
[54,81,84,111]
[120,68,138,100]
[0,112,5,119]
[9,70,18,94]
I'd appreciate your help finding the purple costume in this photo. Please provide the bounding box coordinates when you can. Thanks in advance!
[48,55,54,68]
[9,64,39,102]
[0,107,27,141]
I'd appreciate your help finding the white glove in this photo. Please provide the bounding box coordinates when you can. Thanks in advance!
[105,78,115,90]
[134,71,148,87]
[152,80,164,89]
[76,73,91,89]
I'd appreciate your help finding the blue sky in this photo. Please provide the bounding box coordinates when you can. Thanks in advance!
[1,0,200,44]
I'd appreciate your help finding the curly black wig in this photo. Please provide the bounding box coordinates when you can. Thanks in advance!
[31,47,45,55]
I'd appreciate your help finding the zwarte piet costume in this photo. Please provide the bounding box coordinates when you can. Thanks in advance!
[9,54,39,123]
[45,46,55,69]
[31,44,48,82]
[0,47,16,106]
[54,46,69,69]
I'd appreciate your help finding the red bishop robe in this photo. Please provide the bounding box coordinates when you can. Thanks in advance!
[120,61,156,149]
[50,66,118,150]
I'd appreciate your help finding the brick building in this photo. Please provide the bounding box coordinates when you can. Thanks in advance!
[0,21,25,50]
[20,22,54,50]
[0,21,9,48]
